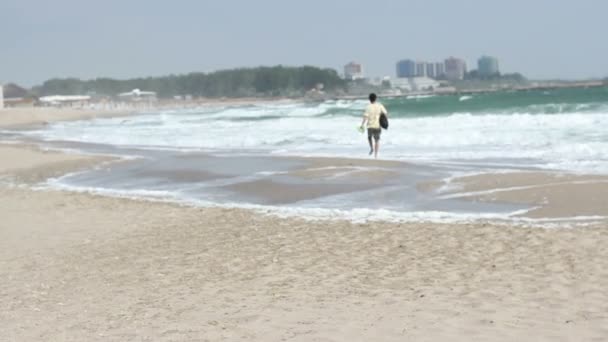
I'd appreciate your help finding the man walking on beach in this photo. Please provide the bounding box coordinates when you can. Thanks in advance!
[360,93,388,159]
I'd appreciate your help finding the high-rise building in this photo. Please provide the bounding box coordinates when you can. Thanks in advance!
[415,61,427,77]
[0,84,4,110]
[445,57,467,80]
[426,63,436,78]
[478,56,500,76]
[398,59,453,79]
[435,62,446,78]
[344,62,364,80]
[396,59,417,78]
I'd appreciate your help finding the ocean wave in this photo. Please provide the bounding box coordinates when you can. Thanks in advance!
[20,94,608,174]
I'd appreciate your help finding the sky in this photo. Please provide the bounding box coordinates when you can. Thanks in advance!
[1,0,606,86]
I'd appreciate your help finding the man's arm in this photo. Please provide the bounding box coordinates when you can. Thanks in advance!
[360,106,369,128]
[360,114,368,128]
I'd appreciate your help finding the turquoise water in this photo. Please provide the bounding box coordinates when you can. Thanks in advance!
[323,86,608,118]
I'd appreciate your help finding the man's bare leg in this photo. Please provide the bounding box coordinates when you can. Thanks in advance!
[374,139,380,159]
[368,136,373,155]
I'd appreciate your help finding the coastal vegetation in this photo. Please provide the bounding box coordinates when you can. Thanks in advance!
[32,66,345,98]
[2,83,30,98]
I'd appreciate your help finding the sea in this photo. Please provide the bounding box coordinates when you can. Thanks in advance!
[6,86,608,224]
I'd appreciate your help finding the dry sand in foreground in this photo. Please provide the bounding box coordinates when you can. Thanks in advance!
[1,144,608,341]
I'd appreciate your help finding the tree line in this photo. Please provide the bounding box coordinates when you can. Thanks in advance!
[33,66,346,98]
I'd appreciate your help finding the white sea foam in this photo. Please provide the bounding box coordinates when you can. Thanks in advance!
[35,179,604,227]
[407,94,436,100]
[439,179,608,200]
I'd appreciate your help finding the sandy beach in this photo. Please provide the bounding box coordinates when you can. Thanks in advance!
[0,107,131,129]
[1,108,608,341]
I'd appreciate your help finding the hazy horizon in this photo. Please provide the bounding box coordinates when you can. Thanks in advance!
[1,0,606,87]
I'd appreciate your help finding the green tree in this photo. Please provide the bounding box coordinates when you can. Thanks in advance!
[34,66,346,98]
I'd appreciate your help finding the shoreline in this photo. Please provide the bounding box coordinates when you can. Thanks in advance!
[2,140,607,226]
[1,107,607,224]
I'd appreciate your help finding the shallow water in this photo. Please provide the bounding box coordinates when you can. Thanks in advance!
[6,87,608,224]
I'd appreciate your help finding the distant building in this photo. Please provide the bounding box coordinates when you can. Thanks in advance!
[445,57,467,80]
[39,95,91,107]
[118,89,157,102]
[367,76,391,86]
[0,84,4,110]
[344,62,364,80]
[435,62,446,78]
[391,77,440,92]
[399,59,458,80]
[396,59,417,78]
[415,61,427,77]
[425,63,436,78]
[3,97,36,108]
[478,56,500,76]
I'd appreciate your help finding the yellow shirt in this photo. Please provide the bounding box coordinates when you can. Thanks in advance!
[364,103,387,129]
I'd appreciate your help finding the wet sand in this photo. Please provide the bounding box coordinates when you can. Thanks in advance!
[224,179,378,205]
[425,172,608,219]
[0,144,114,184]
[1,109,608,341]
[285,156,404,182]
[222,156,407,205]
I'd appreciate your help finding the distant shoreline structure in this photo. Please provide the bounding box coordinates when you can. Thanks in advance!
[2,81,606,111]
[335,80,607,101]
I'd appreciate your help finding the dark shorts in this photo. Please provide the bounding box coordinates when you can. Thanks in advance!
[368,128,381,141]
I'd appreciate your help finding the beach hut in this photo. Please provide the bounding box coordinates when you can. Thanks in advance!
[118,89,157,102]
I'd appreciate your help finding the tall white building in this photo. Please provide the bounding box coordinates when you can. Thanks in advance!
[0,84,4,109]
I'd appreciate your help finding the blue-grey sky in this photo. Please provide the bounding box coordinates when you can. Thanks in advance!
[1,0,606,86]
